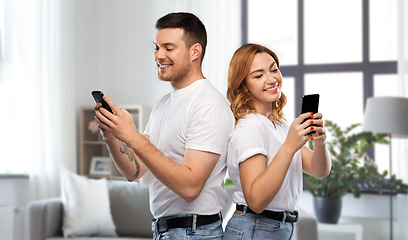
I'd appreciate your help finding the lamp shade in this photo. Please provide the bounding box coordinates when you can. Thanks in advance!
[362,97,408,138]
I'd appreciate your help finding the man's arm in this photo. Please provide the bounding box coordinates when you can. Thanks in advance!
[95,96,221,202]
[129,137,221,203]
[104,135,149,182]
[93,104,148,182]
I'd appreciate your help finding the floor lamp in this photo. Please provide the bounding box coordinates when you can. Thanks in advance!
[362,97,408,240]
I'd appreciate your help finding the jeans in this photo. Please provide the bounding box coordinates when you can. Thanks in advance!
[152,213,224,240]
[223,206,294,240]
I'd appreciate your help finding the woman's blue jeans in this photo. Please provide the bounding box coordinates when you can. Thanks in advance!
[223,206,294,240]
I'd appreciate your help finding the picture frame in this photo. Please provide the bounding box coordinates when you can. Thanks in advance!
[89,157,111,176]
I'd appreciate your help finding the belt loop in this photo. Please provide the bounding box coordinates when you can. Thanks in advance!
[151,219,157,233]
[192,214,197,232]
[243,205,248,214]
[282,211,287,223]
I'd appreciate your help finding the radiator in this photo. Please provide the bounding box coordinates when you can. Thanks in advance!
[318,223,363,240]
[0,206,14,240]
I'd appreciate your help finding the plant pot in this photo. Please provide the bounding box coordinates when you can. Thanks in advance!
[313,196,342,224]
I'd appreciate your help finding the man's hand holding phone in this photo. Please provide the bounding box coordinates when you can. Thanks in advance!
[92,93,139,144]
[92,91,113,113]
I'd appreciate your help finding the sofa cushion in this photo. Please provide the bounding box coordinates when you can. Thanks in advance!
[108,181,153,238]
[61,167,117,237]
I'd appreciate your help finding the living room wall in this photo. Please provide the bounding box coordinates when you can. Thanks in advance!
[73,0,173,114]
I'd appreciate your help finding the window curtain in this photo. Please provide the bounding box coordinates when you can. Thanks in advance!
[168,0,242,95]
[395,0,408,183]
[396,0,408,238]
[0,0,75,200]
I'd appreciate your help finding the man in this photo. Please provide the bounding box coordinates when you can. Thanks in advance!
[94,12,234,239]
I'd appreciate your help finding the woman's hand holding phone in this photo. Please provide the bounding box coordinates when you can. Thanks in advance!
[307,112,326,143]
[284,112,316,153]
[301,94,319,135]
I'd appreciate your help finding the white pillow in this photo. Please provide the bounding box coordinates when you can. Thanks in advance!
[61,166,117,237]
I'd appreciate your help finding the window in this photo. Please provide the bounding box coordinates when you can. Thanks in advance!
[246,0,398,175]
[248,0,298,65]
[304,0,362,64]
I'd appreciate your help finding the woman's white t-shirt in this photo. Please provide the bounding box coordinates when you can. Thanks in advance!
[227,113,303,212]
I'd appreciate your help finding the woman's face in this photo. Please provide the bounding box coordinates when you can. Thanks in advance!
[244,52,282,114]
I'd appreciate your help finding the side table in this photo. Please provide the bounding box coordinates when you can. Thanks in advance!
[0,206,15,240]
[318,223,363,240]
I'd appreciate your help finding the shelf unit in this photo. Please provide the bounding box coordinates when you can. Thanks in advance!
[79,105,151,180]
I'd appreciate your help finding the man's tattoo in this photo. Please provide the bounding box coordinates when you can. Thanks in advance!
[119,140,140,179]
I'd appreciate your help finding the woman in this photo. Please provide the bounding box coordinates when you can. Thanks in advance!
[223,44,331,240]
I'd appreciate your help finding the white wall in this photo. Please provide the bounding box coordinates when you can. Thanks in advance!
[73,0,173,113]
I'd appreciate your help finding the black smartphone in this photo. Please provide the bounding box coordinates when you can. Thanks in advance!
[91,91,113,113]
[301,94,320,135]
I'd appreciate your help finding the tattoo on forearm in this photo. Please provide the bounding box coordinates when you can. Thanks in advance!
[119,140,140,179]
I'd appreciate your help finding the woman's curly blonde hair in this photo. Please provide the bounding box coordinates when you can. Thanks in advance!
[227,43,287,124]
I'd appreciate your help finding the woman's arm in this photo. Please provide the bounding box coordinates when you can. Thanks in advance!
[239,145,296,213]
[239,113,315,213]
[301,113,331,178]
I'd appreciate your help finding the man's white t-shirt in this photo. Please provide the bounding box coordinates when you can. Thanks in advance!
[227,113,303,212]
[144,79,235,219]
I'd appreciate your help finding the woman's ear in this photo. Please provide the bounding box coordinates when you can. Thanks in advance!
[243,83,249,93]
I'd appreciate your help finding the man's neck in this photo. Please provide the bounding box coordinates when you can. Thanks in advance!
[171,72,205,90]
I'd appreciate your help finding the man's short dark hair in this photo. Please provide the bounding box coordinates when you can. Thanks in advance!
[156,12,207,63]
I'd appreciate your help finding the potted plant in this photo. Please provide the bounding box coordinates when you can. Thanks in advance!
[304,120,408,224]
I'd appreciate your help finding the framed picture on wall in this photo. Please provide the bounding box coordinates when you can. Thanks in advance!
[90,157,111,176]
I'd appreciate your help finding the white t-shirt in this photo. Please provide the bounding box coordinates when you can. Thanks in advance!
[144,79,235,219]
[227,113,303,212]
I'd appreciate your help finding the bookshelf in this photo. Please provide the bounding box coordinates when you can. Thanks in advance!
[79,105,150,180]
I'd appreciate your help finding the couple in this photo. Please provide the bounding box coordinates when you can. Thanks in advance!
[94,12,331,240]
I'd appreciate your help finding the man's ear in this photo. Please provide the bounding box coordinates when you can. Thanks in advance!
[190,43,202,62]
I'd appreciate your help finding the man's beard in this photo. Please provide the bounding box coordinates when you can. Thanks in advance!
[158,63,189,83]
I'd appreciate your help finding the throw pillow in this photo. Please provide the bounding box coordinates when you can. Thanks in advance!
[60,166,117,237]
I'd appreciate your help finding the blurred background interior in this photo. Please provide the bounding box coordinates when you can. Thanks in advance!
[1,0,407,239]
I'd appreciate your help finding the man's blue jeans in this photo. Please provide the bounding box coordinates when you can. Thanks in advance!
[152,213,223,240]
[223,206,294,240]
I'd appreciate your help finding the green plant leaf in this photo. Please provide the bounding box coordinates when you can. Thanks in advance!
[303,120,408,199]
[224,178,234,186]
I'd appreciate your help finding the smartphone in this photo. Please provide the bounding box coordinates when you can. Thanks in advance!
[91,91,113,113]
[301,94,320,135]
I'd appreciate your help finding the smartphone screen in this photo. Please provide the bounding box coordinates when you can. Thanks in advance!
[301,94,320,134]
[91,91,113,113]
[301,94,319,114]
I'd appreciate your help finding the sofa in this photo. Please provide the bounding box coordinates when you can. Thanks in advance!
[26,180,317,240]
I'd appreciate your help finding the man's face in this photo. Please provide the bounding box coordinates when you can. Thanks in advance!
[153,28,191,84]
